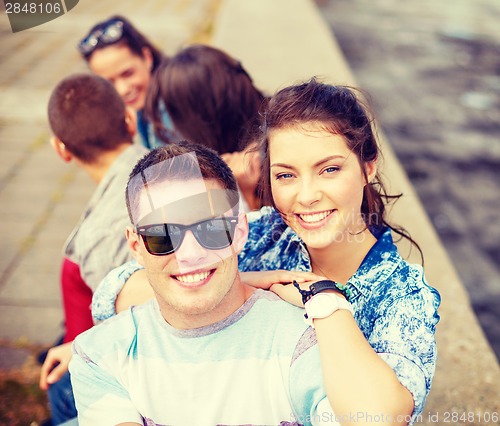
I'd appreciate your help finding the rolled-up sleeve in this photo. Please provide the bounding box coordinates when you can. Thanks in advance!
[92,260,144,323]
[368,286,441,418]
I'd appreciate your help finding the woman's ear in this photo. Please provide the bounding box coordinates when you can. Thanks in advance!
[126,226,146,266]
[125,107,137,137]
[51,137,73,163]
[142,47,153,72]
[365,160,377,185]
[231,212,249,255]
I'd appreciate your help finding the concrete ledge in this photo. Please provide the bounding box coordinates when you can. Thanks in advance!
[212,0,500,422]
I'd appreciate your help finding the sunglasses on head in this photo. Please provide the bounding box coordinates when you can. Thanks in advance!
[136,217,239,256]
[78,19,124,55]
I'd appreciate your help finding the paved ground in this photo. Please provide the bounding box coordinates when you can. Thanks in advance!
[0,0,219,423]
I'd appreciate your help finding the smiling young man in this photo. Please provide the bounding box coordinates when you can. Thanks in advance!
[69,142,336,426]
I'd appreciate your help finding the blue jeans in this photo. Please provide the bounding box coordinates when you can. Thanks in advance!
[47,371,78,425]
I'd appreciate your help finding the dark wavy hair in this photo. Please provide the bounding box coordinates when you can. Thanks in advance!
[146,44,267,153]
[258,78,422,260]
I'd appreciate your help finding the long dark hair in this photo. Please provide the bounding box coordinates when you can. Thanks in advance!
[146,44,267,153]
[258,78,423,260]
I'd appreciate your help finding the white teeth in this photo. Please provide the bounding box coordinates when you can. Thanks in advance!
[298,210,333,223]
[124,90,139,103]
[175,271,211,283]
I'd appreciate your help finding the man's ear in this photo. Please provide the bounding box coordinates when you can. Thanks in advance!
[124,107,137,137]
[365,160,377,185]
[231,212,249,255]
[126,225,146,266]
[50,137,73,163]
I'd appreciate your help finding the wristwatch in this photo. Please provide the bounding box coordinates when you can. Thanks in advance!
[304,292,354,328]
[293,279,351,304]
[292,280,353,327]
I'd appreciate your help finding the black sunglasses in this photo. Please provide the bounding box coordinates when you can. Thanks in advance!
[78,19,124,55]
[136,217,239,256]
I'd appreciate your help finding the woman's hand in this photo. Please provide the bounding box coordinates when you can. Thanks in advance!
[221,144,261,210]
[241,270,322,289]
[241,270,325,307]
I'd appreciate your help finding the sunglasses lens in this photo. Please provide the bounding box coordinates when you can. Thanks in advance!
[142,224,175,255]
[78,20,123,54]
[194,219,235,249]
[100,21,123,43]
[78,35,97,54]
[139,218,237,255]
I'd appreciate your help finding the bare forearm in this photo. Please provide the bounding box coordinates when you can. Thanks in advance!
[314,312,414,425]
[115,270,154,313]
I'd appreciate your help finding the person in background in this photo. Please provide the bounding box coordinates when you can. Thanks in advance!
[39,73,148,425]
[146,44,266,210]
[78,15,173,149]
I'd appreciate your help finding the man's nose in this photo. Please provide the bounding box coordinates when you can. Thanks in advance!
[174,230,208,265]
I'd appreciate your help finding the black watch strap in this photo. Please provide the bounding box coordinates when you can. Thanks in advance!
[293,281,313,305]
[310,280,339,295]
[293,279,351,305]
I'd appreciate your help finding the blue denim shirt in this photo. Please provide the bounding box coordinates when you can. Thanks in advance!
[136,101,176,150]
[240,207,441,419]
[93,206,440,420]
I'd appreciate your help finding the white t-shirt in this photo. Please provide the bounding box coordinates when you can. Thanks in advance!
[70,289,336,426]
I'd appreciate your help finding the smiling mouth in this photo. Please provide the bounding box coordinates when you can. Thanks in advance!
[297,210,335,223]
[123,89,140,105]
[172,269,215,284]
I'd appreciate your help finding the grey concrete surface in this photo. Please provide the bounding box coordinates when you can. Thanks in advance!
[212,0,500,423]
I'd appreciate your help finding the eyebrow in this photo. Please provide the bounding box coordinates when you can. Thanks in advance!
[271,155,346,169]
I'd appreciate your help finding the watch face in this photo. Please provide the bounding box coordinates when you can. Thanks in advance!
[308,293,339,318]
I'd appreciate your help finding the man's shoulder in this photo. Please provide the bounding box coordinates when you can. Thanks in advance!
[117,144,149,164]
[252,289,303,313]
[102,144,149,186]
[82,147,143,230]
[74,301,153,360]
[249,290,310,334]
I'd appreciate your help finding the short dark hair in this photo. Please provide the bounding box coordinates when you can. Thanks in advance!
[126,141,238,223]
[146,44,266,153]
[47,73,131,163]
[79,15,164,72]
